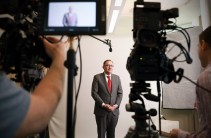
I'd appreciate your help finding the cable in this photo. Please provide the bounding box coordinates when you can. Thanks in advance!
[72,36,83,137]
[166,40,192,64]
[75,36,82,100]
[182,75,211,93]
[176,27,191,52]
[164,26,191,63]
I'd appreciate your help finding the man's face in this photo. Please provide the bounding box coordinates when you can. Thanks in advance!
[69,7,72,12]
[103,61,113,75]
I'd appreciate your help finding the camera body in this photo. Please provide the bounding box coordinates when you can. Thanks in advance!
[125,1,193,137]
[133,0,178,33]
[127,0,179,83]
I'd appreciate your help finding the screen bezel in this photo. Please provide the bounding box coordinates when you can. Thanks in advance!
[39,0,106,35]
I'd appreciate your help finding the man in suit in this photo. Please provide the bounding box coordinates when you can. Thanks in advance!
[91,59,123,138]
[62,6,78,27]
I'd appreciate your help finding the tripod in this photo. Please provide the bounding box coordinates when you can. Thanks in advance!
[125,81,162,138]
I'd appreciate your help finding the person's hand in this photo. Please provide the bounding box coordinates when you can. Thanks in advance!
[103,104,117,112]
[41,36,70,62]
[169,129,180,138]
[108,105,118,112]
[103,104,111,111]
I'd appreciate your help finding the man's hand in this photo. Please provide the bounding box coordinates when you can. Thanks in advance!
[103,104,111,111]
[108,105,118,112]
[103,104,118,112]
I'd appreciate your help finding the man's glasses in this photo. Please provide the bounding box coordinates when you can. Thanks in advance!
[104,65,114,67]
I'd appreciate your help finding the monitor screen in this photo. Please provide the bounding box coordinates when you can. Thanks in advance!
[39,0,106,35]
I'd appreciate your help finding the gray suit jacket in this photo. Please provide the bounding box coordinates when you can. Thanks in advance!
[91,73,123,116]
[62,12,77,26]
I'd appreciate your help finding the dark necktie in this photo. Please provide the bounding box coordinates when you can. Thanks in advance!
[107,76,112,93]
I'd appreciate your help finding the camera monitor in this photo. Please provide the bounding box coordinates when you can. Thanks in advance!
[39,0,106,35]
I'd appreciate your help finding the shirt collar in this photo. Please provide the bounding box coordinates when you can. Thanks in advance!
[104,73,111,78]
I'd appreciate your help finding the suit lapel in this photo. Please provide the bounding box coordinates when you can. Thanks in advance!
[100,73,109,93]
[111,75,115,95]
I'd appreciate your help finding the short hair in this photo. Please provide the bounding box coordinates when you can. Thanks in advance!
[199,26,211,48]
[103,59,113,66]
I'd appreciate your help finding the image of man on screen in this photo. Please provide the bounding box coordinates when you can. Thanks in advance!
[62,6,78,27]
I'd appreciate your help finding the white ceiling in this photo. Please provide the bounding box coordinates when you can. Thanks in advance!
[107,0,201,35]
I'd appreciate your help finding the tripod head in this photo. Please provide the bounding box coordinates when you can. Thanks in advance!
[125,81,160,138]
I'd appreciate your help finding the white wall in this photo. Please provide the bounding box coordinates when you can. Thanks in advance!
[74,34,161,138]
[162,26,202,109]
[200,0,211,30]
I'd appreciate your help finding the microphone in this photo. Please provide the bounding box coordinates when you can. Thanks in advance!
[143,94,159,102]
[109,46,112,52]
[108,40,112,52]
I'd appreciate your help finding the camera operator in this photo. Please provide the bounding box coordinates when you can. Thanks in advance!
[0,36,72,138]
[162,26,211,138]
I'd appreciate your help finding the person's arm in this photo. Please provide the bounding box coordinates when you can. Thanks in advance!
[15,36,73,137]
[115,76,123,107]
[169,129,190,138]
[108,76,123,112]
[202,84,211,130]
[91,75,104,105]
[63,14,67,26]
[75,13,78,26]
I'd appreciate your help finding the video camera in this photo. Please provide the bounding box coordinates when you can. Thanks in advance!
[125,0,192,137]
[0,0,50,90]
[127,0,192,83]
[0,0,106,90]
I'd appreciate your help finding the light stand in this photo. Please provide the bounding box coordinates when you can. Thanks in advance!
[157,81,162,135]
[64,48,76,138]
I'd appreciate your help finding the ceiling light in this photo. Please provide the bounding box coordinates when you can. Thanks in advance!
[108,10,120,33]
